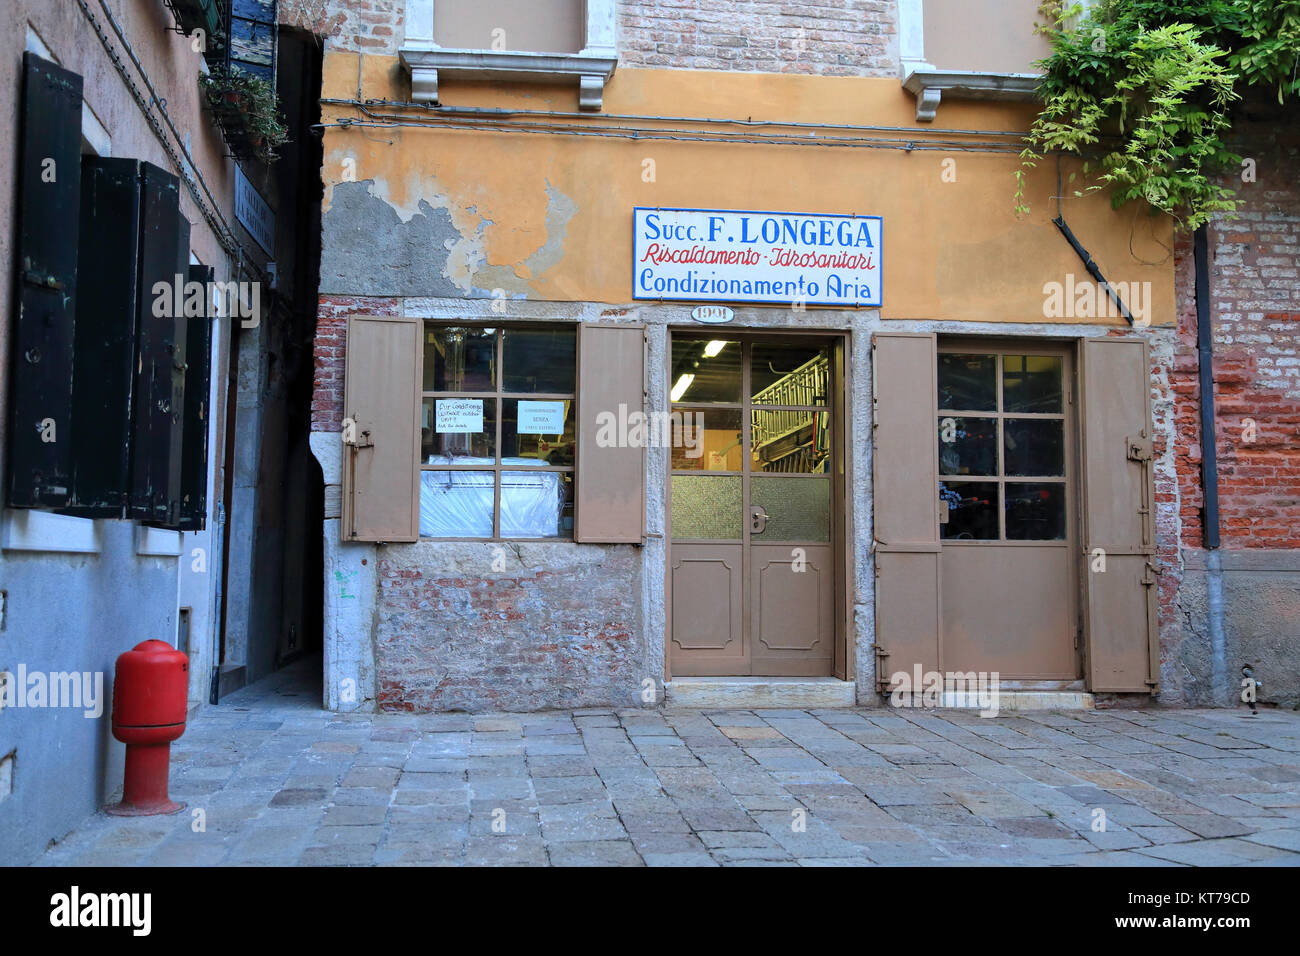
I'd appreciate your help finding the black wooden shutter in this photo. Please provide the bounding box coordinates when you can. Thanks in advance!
[179,263,213,531]
[6,53,83,508]
[164,216,192,527]
[127,162,186,524]
[67,158,142,517]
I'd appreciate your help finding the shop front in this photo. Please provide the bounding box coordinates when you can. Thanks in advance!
[310,46,1174,713]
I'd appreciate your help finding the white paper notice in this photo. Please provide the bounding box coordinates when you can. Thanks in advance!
[436,398,483,433]
[517,400,565,434]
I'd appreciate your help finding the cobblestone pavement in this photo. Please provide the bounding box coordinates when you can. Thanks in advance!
[35,661,1300,866]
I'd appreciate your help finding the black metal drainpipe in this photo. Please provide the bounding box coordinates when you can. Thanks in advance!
[1195,225,1221,548]
[1195,224,1229,703]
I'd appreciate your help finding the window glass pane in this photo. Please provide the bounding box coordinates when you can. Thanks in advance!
[422,398,496,463]
[1004,418,1064,477]
[424,326,495,392]
[671,338,740,403]
[503,399,574,465]
[938,416,997,476]
[500,471,567,538]
[1005,482,1066,540]
[420,471,494,537]
[938,353,997,411]
[671,408,742,471]
[750,476,830,542]
[751,343,828,405]
[1003,355,1063,413]
[751,409,831,473]
[503,327,575,393]
[670,475,742,539]
[940,481,998,540]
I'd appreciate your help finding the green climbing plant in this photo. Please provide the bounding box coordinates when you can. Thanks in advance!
[1016,0,1300,230]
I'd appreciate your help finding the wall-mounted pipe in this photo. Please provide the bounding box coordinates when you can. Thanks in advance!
[1195,223,1228,704]
[1195,225,1221,548]
[1052,216,1135,324]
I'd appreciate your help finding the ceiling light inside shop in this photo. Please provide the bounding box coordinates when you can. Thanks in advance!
[703,340,727,358]
[670,373,695,402]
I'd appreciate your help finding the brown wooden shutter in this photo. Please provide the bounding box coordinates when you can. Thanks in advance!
[341,315,421,542]
[1079,337,1159,693]
[575,323,645,543]
[871,332,941,689]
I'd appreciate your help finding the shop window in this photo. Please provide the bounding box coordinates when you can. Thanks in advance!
[419,325,576,539]
[937,350,1068,541]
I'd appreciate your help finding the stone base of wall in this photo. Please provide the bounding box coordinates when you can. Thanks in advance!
[1170,549,1300,710]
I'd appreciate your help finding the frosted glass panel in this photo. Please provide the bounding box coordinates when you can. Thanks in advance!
[671,475,741,540]
[750,477,830,542]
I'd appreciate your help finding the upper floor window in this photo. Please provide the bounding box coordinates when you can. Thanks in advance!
[899,0,1079,121]
[401,0,618,110]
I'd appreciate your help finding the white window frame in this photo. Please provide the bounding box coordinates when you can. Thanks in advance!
[401,0,618,111]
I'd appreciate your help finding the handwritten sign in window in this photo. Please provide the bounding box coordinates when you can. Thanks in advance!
[436,398,483,433]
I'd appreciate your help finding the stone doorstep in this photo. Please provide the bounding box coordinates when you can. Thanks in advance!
[665,678,857,710]
[940,691,1094,712]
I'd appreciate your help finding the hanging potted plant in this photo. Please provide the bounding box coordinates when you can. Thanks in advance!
[199,67,289,164]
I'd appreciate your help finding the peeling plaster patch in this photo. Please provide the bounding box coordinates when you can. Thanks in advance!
[321,178,577,299]
[319,181,463,297]
[463,181,577,298]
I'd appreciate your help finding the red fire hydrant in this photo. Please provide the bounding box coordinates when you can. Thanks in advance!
[106,640,189,816]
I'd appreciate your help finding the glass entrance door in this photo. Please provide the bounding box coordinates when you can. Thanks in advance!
[668,335,835,676]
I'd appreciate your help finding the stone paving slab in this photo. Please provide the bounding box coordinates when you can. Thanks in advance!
[31,662,1300,868]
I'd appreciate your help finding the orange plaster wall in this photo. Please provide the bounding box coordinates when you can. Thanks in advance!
[319,55,1174,326]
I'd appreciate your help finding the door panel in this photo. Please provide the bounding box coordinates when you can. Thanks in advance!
[671,544,744,674]
[750,544,833,675]
[941,545,1075,677]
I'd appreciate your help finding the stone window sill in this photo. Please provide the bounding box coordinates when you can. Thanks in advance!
[902,69,1040,122]
[399,48,618,111]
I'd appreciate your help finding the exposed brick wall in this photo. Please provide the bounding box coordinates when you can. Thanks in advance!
[619,0,896,75]
[291,0,898,73]
[375,544,645,711]
[312,295,399,432]
[280,0,404,53]
[1170,103,1300,551]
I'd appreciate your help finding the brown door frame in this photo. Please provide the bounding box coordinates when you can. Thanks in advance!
[935,335,1083,680]
[664,326,853,682]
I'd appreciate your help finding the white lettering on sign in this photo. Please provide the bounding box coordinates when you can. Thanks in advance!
[517,400,565,434]
[634,207,882,306]
[435,399,483,433]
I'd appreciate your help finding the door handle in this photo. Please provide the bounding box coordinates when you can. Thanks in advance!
[750,505,769,534]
